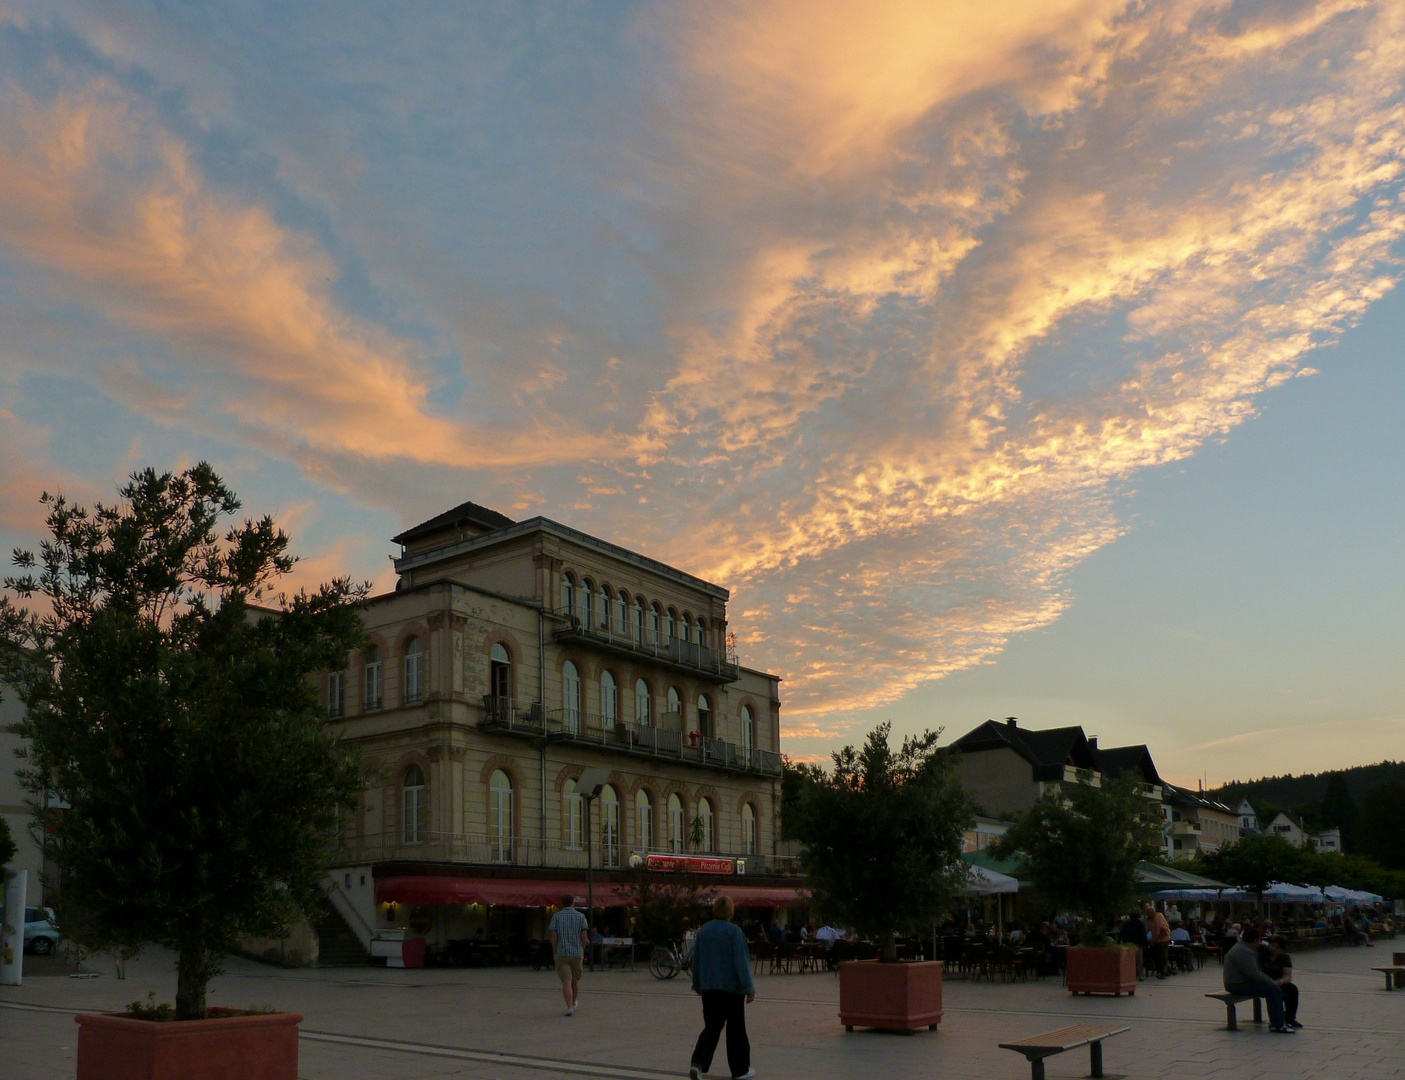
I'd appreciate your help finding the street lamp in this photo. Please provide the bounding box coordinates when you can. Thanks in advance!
[575,766,612,968]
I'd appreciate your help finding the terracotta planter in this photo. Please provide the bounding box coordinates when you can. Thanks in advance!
[838,959,943,1032]
[1064,944,1138,996]
[75,1009,302,1080]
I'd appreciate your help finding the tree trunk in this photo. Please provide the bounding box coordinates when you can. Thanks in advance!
[880,928,898,962]
[175,923,212,1021]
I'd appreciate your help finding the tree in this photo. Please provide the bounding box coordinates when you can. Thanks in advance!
[1319,772,1358,852]
[990,774,1162,937]
[1198,835,1306,901]
[0,814,15,869]
[779,755,825,841]
[1356,779,1405,871]
[0,465,368,1019]
[787,723,974,961]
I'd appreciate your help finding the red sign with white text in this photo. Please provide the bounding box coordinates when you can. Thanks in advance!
[643,853,736,875]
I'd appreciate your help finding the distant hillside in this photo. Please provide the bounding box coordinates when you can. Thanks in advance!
[1209,761,1405,823]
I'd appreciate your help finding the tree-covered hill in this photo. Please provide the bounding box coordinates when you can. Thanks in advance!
[1210,761,1405,818]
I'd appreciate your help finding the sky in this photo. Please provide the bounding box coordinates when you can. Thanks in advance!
[0,1,1402,787]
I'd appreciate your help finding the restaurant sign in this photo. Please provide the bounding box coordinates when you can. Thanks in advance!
[643,853,736,875]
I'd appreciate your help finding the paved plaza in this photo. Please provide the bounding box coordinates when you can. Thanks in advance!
[2,945,1400,1080]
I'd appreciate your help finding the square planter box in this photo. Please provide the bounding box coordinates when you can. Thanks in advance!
[75,1009,302,1080]
[838,959,943,1032]
[1064,944,1138,996]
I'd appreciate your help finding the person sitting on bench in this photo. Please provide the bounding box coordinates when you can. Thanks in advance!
[1224,926,1294,1034]
[1257,935,1301,1029]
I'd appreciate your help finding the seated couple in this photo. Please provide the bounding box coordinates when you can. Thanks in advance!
[1223,926,1301,1034]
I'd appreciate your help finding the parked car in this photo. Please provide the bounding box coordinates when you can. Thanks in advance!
[24,906,61,955]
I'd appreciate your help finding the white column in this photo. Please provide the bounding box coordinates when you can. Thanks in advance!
[1,870,27,985]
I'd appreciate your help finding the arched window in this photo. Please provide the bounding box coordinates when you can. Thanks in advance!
[403,636,423,705]
[741,705,754,759]
[561,573,576,619]
[598,584,610,629]
[564,778,583,850]
[650,603,662,646]
[634,596,646,644]
[667,793,685,853]
[490,643,512,703]
[402,765,426,844]
[582,579,595,628]
[490,769,513,862]
[667,686,681,726]
[364,646,383,711]
[636,789,654,851]
[698,797,714,852]
[601,670,618,725]
[562,661,581,733]
[600,784,620,868]
[327,670,344,718]
[666,609,677,642]
[697,695,712,739]
[614,590,627,634]
[696,618,707,648]
[635,679,651,727]
[742,803,756,855]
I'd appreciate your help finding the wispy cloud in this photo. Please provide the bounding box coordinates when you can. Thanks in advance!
[1,2,1403,740]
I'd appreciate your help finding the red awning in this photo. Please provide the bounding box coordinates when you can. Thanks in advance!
[376,875,808,910]
[376,876,631,908]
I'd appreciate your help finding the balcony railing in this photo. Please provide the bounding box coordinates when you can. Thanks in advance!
[552,619,740,683]
[480,698,782,777]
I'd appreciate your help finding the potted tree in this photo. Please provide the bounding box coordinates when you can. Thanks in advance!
[0,466,367,1080]
[788,724,973,1032]
[991,774,1161,996]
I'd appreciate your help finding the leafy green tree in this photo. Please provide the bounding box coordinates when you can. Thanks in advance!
[990,774,1162,937]
[0,465,368,1019]
[0,814,15,869]
[779,755,825,841]
[1356,779,1405,871]
[787,723,974,960]
[1198,835,1307,901]
[1319,773,1358,852]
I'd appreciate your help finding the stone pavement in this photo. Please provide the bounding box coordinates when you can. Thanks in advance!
[2,943,1400,1080]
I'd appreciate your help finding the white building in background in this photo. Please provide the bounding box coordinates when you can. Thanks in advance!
[1314,827,1343,855]
[0,685,45,906]
[1237,799,1259,836]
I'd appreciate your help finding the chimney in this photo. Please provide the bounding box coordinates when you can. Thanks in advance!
[1088,736,1098,750]
[1004,716,1018,728]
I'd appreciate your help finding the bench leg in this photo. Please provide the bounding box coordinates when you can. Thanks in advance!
[1252,997,1262,1024]
[1090,1040,1104,1078]
[1028,1056,1045,1080]
[1225,1002,1238,1031]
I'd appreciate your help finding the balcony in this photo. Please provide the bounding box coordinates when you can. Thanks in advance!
[1171,819,1202,836]
[552,619,740,683]
[480,697,782,777]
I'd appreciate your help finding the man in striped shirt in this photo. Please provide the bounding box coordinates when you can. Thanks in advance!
[549,895,590,1016]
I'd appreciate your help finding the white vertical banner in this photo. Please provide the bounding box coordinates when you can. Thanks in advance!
[1,869,27,985]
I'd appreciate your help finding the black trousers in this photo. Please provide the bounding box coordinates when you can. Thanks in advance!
[691,990,750,1077]
[1281,981,1299,1023]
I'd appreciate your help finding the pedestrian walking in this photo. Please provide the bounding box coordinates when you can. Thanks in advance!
[548,895,589,1016]
[689,895,756,1080]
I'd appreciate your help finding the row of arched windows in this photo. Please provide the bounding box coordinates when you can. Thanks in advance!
[329,637,424,717]
[396,766,759,860]
[557,660,753,748]
[561,573,712,649]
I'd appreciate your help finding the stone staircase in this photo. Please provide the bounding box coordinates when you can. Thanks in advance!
[313,897,374,967]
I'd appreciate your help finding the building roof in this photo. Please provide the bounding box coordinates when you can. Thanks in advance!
[1090,743,1162,785]
[1165,784,1237,816]
[951,719,1098,773]
[392,500,518,546]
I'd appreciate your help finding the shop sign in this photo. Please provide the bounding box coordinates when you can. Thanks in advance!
[643,853,736,875]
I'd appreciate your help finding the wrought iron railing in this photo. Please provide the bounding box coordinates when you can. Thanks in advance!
[551,619,741,682]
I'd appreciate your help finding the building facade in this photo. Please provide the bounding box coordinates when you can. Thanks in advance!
[0,687,46,907]
[324,503,792,950]
[1165,786,1240,858]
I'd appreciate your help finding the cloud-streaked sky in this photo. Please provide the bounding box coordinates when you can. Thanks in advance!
[2,1,1403,785]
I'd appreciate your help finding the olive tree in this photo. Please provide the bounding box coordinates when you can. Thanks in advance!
[787,723,974,961]
[0,465,367,1018]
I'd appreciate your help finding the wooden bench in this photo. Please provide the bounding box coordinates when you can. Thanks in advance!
[1205,991,1264,1030]
[999,1024,1129,1080]
[1372,965,1405,990]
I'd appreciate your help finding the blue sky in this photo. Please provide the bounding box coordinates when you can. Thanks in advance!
[1,2,1403,784]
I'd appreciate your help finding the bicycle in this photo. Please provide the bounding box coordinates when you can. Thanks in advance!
[649,939,692,980]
